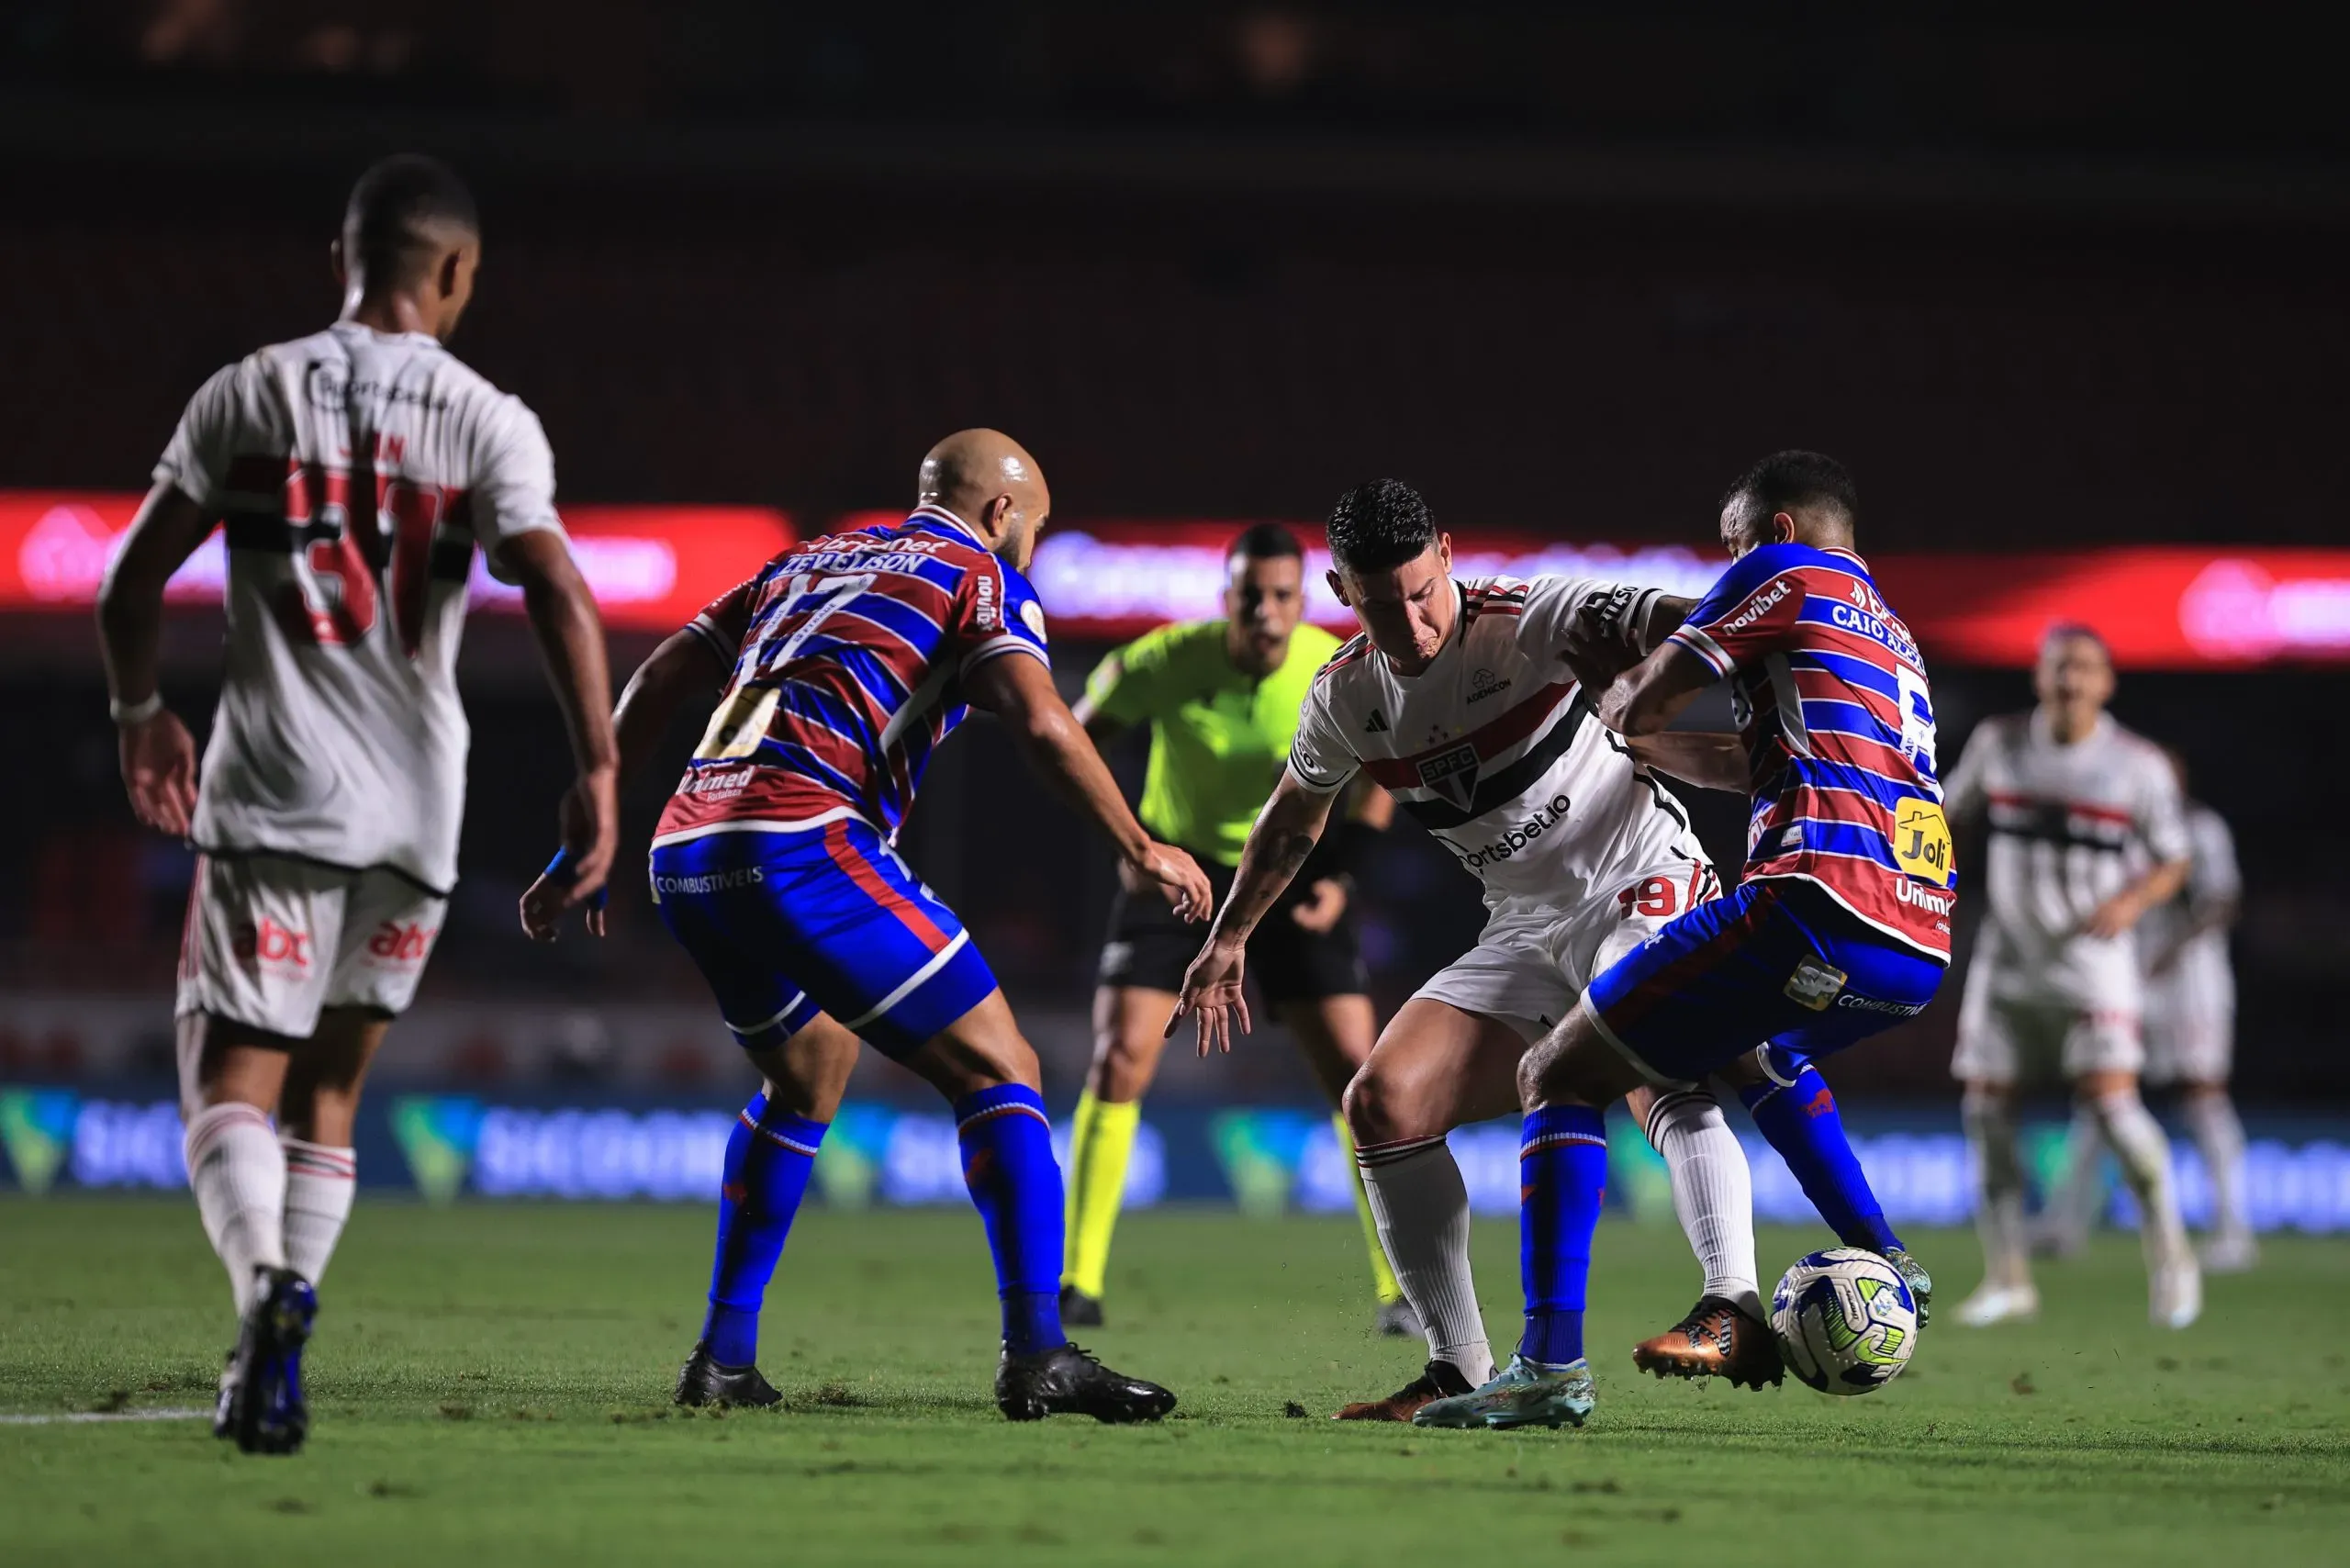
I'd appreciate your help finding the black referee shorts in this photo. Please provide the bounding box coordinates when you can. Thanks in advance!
[1096,860,1370,1007]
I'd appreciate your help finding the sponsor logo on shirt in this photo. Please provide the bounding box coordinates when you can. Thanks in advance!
[1894,879,1955,916]
[1452,791,1572,869]
[1466,666,1513,703]
[1720,578,1792,636]
[678,766,755,798]
[973,571,1001,630]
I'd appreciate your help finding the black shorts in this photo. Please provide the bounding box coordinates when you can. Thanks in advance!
[1097,860,1369,1007]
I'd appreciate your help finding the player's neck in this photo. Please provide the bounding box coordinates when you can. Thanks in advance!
[341,290,439,339]
[2040,705,2102,745]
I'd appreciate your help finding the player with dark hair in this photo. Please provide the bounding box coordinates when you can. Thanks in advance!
[100,154,618,1453]
[1174,476,1916,1420]
[1400,451,1954,1429]
[522,430,1205,1423]
[1942,624,2199,1326]
[1061,522,1404,1334]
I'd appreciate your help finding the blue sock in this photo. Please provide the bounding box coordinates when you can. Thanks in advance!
[955,1084,1065,1356]
[702,1092,827,1366]
[1740,1062,1903,1254]
[1518,1104,1608,1370]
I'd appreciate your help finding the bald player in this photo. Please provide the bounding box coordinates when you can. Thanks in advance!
[524,431,1205,1422]
[102,154,618,1454]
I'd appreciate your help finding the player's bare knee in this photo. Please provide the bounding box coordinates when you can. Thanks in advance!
[1341,1056,1439,1145]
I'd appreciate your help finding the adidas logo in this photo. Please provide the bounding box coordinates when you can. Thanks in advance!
[1364,709,1389,734]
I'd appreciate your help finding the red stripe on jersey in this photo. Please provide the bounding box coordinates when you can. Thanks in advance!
[1360,680,1576,789]
[1314,637,1373,685]
[823,820,949,951]
[1986,790,2135,827]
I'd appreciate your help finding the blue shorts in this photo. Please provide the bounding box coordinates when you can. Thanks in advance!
[650,817,1000,1060]
[1583,878,1946,1087]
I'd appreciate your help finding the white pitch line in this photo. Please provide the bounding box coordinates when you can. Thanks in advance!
[0,1407,210,1426]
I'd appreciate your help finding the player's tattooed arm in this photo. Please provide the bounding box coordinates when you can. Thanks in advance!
[1621,731,1749,791]
[965,652,1214,921]
[96,483,216,837]
[611,628,730,782]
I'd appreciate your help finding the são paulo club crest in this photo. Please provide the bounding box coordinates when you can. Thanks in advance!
[1416,742,1479,813]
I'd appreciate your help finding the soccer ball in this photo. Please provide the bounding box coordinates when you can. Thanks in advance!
[1771,1248,1919,1394]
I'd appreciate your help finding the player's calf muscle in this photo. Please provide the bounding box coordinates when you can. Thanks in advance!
[1087,987,1176,1101]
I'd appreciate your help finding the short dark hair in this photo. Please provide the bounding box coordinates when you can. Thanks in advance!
[1723,450,1859,530]
[1325,479,1437,575]
[1228,522,1303,563]
[2041,621,2111,663]
[344,154,479,284]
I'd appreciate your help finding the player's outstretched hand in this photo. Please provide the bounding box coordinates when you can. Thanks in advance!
[1132,840,1215,924]
[1289,877,1349,933]
[1168,936,1250,1055]
[118,708,198,837]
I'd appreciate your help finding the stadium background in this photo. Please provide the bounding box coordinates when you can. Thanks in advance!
[2,3,2345,1227]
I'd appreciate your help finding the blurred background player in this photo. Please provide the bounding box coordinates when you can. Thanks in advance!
[524,430,1206,1422]
[1061,523,1405,1333]
[1943,626,2199,1327]
[97,156,620,1453]
[2041,750,2250,1270]
[1411,452,1953,1430]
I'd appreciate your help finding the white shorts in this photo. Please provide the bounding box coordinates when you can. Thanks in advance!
[1414,867,1698,1045]
[1951,930,2143,1083]
[176,853,446,1038]
[2142,958,2233,1085]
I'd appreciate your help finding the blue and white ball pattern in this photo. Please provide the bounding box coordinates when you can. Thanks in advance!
[1771,1248,1919,1394]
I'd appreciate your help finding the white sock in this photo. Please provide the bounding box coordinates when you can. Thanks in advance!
[184,1102,287,1315]
[1961,1089,2030,1289]
[1357,1137,1494,1384]
[2181,1092,2250,1240]
[2088,1089,2188,1265]
[281,1137,358,1283]
[2044,1102,2108,1245]
[1645,1091,1762,1319]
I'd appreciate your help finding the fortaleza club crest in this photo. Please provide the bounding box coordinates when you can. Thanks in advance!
[1416,742,1479,812]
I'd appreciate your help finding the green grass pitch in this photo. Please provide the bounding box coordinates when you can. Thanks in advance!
[5,1197,2346,1566]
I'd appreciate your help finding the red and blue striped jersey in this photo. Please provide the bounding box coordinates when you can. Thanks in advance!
[654,505,1050,846]
[1666,543,1954,960]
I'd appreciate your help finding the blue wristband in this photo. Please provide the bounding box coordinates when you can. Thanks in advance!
[543,847,610,910]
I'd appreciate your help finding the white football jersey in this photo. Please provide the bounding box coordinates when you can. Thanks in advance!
[1287,576,1710,914]
[2138,801,2239,991]
[1942,710,2189,965]
[153,321,566,894]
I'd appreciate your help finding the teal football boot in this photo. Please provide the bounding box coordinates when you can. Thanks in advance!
[1411,1354,1595,1431]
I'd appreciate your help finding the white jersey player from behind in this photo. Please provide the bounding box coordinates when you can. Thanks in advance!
[1943,625,2197,1327]
[2043,753,2251,1270]
[96,156,620,1454]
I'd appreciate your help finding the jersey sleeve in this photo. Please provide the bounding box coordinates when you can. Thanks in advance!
[2134,748,2192,865]
[1664,545,1807,678]
[1283,673,1360,795]
[151,361,248,510]
[1522,574,1665,655]
[467,395,565,578]
[953,555,1052,679]
[1081,623,1182,725]
[681,566,767,667]
[2188,808,2242,911]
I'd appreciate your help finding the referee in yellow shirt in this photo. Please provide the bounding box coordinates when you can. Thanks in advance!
[1060,523,1408,1334]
